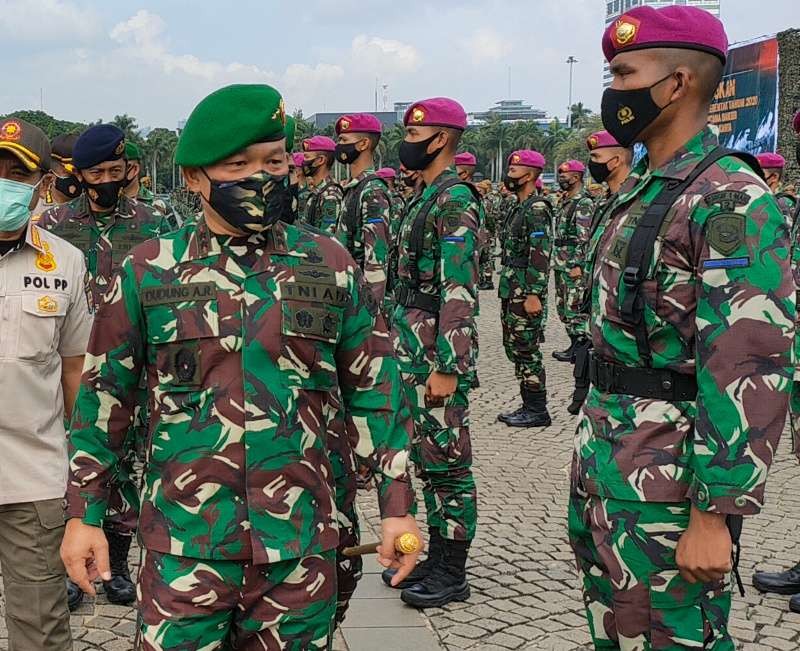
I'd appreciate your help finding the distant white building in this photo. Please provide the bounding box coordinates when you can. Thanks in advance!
[603,0,722,87]
[470,100,549,126]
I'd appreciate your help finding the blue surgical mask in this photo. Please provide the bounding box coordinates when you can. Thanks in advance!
[0,178,38,232]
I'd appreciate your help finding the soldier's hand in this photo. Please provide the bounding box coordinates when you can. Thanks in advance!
[676,506,732,584]
[524,295,543,316]
[569,266,583,279]
[60,519,111,596]
[377,515,424,586]
[426,371,457,406]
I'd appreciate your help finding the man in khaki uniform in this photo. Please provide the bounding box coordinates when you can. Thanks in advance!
[0,118,93,650]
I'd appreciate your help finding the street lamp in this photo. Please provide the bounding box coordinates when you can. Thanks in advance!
[566,56,578,127]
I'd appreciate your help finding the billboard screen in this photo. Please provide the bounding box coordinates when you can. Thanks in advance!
[709,37,779,154]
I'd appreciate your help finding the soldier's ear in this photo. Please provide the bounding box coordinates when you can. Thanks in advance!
[182,167,204,193]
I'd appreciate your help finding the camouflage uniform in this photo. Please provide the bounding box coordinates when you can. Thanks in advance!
[337,170,391,307]
[297,185,311,223]
[38,194,169,536]
[384,189,407,321]
[553,187,595,337]
[304,178,344,235]
[478,192,499,287]
[392,169,480,542]
[497,193,519,244]
[785,192,800,456]
[66,218,415,649]
[569,127,794,649]
[498,195,553,392]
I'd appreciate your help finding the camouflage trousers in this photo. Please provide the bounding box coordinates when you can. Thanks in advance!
[480,237,495,282]
[401,372,477,541]
[568,493,734,650]
[136,548,337,651]
[501,297,546,391]
[334,477,362,626]
[554,269,588,337]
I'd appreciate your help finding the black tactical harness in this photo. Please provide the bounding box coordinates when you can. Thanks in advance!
[502,197,551,269]
[397,178,480,314]
[341,174,388,264]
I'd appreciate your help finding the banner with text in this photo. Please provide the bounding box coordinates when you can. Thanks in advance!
[709,37,779,154]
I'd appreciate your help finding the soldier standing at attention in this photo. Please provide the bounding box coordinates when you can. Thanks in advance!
[334,113,392,307]
[496,150,554,428]
[457,152,493,291]
[301,135,343,234]
[59,84,421,650]
[755,152,798,224]
[568,7,794,648]
[0,117,93,651]
[552,159,594,362]
[39,124,170,610]
[568,130,633,415]
[384,98,480,609]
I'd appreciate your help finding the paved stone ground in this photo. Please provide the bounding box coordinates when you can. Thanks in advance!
[3,281,800,650]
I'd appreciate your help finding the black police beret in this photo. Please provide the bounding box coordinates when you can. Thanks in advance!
[73,124,126,170]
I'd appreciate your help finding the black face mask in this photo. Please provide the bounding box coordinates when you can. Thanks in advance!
[558,178,573,191]
[301,157,320,178]
[503,174,525,192]
[203,169,290,234]
[589,160,614,184]
[335,143,362,166]
[401,173,416,189]
[601,73,675,147]
[54,174,82,200]
[82,179,125,209]
[399,132,444,171]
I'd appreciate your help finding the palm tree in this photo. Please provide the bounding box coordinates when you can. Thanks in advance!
[478,116,508,181]
[569,103,592,129]
[382,124,406,169]
[112,114,139,139]
[143,128,177,192]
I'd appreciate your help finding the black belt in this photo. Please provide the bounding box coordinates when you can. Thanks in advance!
[502,256,527,268]
[395,286,440,314]
[588,353,697,401]
[554,238,572,246]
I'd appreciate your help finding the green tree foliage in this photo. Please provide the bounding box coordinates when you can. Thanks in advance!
[0,110,86,139]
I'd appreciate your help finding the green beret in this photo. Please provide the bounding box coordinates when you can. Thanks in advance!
[125,141,141,161]
[284,115,296,152]
[175,84,287,166]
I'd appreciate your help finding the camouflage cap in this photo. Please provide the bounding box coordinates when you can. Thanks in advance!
[0,118,51,171]
[175,84,287,167]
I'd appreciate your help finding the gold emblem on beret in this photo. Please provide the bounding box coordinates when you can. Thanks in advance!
[614,17,638,47]
[302,141,309,151]
[339,118,351,131]
[587,135,599,150]
[115,140,125,156]
[512,154,521,164]
[559,163,569,173]
[0,120,21,141]
[411,107,425,123]
[617,106,634,126]
[271,99,286,125]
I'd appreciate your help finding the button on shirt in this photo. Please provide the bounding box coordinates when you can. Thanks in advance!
[0,222,93,504]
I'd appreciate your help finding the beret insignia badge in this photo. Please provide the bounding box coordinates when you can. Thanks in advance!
[0,121,22,141]
[587,135,599,149]
[614,17,639,47]
[339,118,351,131]
[115,140,125,156]
[411,108,425,123]
[512,154,521,164]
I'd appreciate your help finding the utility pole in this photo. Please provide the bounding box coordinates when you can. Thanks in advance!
[566,56,578,127]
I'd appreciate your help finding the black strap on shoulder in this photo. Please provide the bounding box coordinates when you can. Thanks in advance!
[775,192,800,225]
[407,178,480,289]
[342,175,387,236]
[620,147,760,366]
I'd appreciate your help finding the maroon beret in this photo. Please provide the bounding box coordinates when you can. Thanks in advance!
[455,152,477,167]
[755,152,786,169]
[559,160,586,174]
[302,135,336,152]
[587,130,621,151]
[404,98,467,130]
[508,150,546,169]
[336,113,382,135]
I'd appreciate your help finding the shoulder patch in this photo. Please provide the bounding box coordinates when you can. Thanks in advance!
[706,213,745,256]
[703,190,750,210]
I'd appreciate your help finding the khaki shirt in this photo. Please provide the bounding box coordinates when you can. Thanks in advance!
[0,222,93,504]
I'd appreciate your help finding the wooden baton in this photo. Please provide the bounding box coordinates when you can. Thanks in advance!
[342,533,422,557]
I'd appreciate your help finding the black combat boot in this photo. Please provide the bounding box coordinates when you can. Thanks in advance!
[498,384,526,423]
[505,388,551,428]
[753,561,800,595]
[790,593,800,614]
[552,334,578,362]
[401,539,470,608]
[103,531,136,605]
[67,579,84,611]
[382,528,444,589]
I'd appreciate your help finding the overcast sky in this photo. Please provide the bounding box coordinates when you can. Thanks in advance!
[1,0,796,130]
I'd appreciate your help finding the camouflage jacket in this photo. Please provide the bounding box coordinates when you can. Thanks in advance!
[776,185,798,226]
[304,178,344,235]
[336,170,391,306]
[482,191,501,235]
[65,218,415,563]
[574,127,794,515]
[497,194,519,242]
[37,195,169,311]
[392,169,480,377]
[553,187,594,271]
[498,194,552,300]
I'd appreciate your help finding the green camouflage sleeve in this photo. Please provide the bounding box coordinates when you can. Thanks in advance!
[434,186,480,375]
[66,257,145,525]
[520,201,552,296]
[320,187,343,234]
[688,175,795,515]
[360,182,391,306]
[337,267,414,518]
[574,196,595,259]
